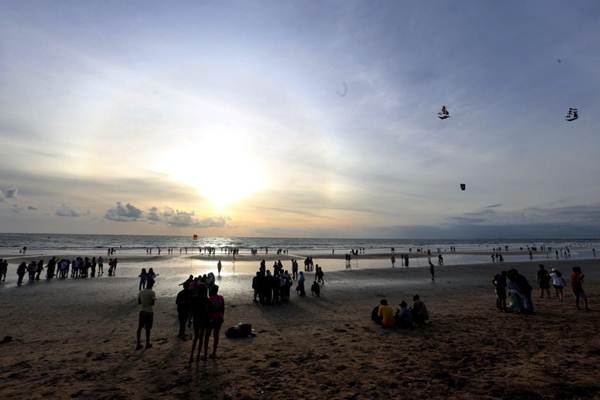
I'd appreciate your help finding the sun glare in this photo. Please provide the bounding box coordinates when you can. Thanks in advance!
[157,135,265,210]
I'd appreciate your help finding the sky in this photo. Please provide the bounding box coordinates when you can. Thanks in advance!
[1,0,599,238]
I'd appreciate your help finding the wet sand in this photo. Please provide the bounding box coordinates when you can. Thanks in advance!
[1,259,599,399]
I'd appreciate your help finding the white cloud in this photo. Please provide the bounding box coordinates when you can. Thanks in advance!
[56,204,82,217]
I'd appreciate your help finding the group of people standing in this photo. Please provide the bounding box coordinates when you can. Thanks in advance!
[11,256,120,286]
[172,274,225,361]
[493,264,590,313]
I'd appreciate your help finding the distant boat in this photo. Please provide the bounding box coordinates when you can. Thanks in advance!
[192,234,198,240]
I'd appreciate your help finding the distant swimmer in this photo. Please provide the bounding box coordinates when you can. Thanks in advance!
[438,105,450,120]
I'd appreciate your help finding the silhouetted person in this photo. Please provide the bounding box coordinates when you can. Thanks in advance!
[176,284,192,339]
[136,279,156,350]
[204,285,224,359]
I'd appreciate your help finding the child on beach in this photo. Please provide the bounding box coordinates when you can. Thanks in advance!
[395,301,413,329]
[549,268,565,301]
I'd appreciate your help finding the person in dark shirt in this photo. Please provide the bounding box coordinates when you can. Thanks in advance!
[537,265,551,299]
[176,285,191,339]
[493,271,507,311]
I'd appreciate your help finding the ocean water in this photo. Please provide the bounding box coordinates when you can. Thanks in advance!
[0,233,597,256]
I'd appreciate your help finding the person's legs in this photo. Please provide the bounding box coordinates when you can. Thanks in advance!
[210,324,221,358]
[178,312,187,338]
[203,327,211,358]
[136,312,144,349]
[189,326,199,362]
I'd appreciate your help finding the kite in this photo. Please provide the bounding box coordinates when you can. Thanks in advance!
[438,106,450,120]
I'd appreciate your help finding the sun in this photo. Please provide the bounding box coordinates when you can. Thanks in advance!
[157,135,265,210]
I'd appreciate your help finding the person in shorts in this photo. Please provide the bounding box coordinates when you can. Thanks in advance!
[205,285,225,359]
[136,280,156,350]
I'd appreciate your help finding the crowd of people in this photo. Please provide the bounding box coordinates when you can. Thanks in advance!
[493,264,590,313]
[13,256,119,285]
[372,295,430,329]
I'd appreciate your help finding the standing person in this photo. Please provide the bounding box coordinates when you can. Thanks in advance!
[537,265,551,299]
[204,285,224,359]
[189,283,208,362]
[217,260,222,276]
[297,271,306,296]
[27,261,36,282]
[147,268,157,286]
[0,259,7,282]
[17,262,26,286]
[404,254,409,268]
[97,256,104,276]
[492,271,507,311]
[391,255,396,268]
[549,268,565,301]
[35,259,44,281]
[429,258,435,282]
[136,279,156,350]
[176,284,192,339]
[571,267,590,311]
[139,268,148,291]
[252,272,260,303]
[292,259,298,280]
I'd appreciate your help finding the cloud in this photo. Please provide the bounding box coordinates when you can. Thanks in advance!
[56,204,82,217]
[104,202,143,222]
[159,209,227,228]
[147,207,227,228]
[2,187,18,199]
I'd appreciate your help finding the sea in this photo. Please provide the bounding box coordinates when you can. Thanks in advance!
[0,233,598,257]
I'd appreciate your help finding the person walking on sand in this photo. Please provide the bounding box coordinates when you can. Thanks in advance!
[391,255,396,268]
[0,259,7,282]
[204,285,225,359]
[493,271,507,311]
[17,262,26,286]
[136,279,156,350]
[217,260,222,276]
[571,267,590,311]
[429,258,435,282]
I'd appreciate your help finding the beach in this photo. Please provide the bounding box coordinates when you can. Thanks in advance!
[1,257,599,399]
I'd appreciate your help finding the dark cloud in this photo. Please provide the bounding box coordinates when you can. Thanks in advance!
[27,206,38,210]
[104,202,143,222]
[56,204,82,217]
[485,204,502,209]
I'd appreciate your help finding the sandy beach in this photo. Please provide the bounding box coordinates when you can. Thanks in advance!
[0,258,599,399]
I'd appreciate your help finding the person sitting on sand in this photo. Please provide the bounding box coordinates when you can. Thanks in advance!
[571,267,590,311]
[136,279,156,350]
[378,299,395,328]
[139,268,148,291]
[204,285,225,359]
[549,268,565,301]
[411,295,429,325]
[395,301,413,329]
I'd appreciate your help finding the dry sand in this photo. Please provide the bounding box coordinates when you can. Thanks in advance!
[1,259,599,399]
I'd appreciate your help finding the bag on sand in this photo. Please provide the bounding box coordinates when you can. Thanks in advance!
[225,323,254,339]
